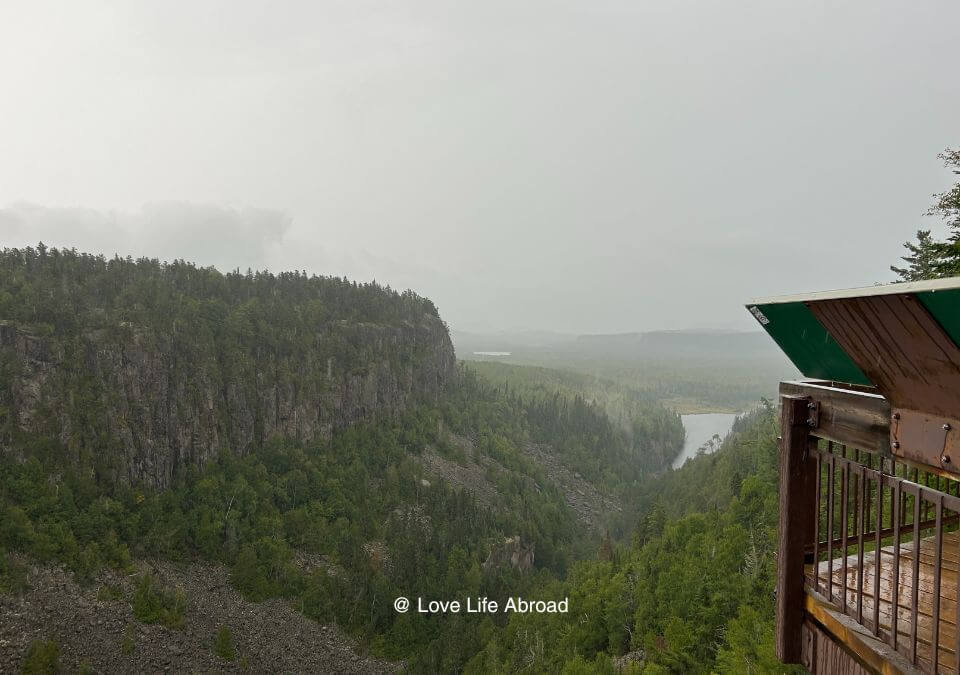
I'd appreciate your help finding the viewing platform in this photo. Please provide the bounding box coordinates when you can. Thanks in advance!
[807,528,960,672]
[748,278,960,674]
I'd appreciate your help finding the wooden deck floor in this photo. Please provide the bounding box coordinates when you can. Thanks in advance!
[807,530,960,673]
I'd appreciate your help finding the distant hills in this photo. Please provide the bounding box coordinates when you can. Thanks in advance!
[454,328,789,363]
[453,328,798,413]
[575,329,784,360]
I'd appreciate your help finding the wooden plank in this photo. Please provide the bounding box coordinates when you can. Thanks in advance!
[808,294,960,419]
[805,592,914,674]
[802,617,873,675]
[802,618,818,672]
[777,395,818,663]
[807,529,960,672]
[780,380,891,455]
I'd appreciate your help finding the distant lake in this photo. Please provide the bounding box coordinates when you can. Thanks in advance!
[472,351,512,356]
[672,413,739,469]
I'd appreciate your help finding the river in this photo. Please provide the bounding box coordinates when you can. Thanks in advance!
[671,412,739,469]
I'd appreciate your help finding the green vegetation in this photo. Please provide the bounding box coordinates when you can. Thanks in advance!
[466,405,788,673]
[131,574,187,629]
[0,368,680,669]
[892,147,960,280]
[214,626,237,661]
[0,244,441,335]
[120,625,136,655]
[96,582,126,603]
[21,639,59,675]
[0,361,686,670]
[467,361,685,472]
[0,550,28,595]
[0,243,777,672]
[475,371,684,489]
[461,341,792,413]
[0,245,452,496]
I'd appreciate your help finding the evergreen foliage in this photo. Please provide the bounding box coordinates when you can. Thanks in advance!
[0,244,440,333]
[892,148,960,280]
[131,574,187,629]
[469,362,685,475]
[2,357,681,670]
[465,405,794,673]
[0,244,777,672]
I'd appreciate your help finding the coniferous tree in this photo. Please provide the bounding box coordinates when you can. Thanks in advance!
[890,229,940,281]
[931,147,960,276]
[892,148,960,280]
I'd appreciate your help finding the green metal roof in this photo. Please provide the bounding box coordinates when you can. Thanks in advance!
[746,278,960,388]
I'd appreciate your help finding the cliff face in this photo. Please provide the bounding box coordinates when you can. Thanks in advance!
[0,247,457,490]
[1,317,455,489]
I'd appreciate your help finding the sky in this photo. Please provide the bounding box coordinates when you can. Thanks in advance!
[0,1,958,334]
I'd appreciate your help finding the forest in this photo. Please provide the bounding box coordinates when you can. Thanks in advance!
[464,405,786,674]
[2,147,959,672]
[456,330,796,414]
[0,251,685,672]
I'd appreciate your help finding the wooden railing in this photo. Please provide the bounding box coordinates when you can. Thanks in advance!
[777,381,960,674]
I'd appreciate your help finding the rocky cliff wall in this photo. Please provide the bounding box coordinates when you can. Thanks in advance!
[0,316,456,489]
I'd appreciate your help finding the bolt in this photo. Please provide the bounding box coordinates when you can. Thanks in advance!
[893,412,901,421]
[942,454,952,465]
[893,441,900,450]
[944,423,952,431]
[808,402,816,409]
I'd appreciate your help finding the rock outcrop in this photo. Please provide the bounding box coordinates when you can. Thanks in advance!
[483,536,535,573]
[521,442,622,531]
[0,316,455,489]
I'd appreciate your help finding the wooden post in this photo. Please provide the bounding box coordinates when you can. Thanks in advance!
[776,395,817,664]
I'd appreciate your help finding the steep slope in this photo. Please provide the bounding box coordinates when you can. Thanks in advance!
[0,558,398,673]
[0,246,455,488]
[465,361,685,473]
[465,405,783,674]
[0,246,698,673]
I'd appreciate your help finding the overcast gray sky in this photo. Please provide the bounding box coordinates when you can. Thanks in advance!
[1,1,957,334]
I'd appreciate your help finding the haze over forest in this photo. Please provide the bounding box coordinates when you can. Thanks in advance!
[4,2,960,674]
[2,1,959,334]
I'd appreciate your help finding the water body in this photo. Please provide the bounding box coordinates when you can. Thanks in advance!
[672,413,739,469]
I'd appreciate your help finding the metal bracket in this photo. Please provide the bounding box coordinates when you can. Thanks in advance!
[891,408,960,473]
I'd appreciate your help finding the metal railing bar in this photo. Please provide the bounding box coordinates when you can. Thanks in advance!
[933,495,944,674]
[893,482,902,652]
[874,471,883,637]
[814,451,821,592]
[828,449,835,603]
[811,514,960,553]
[858,464,866,624]
[913,488,923,665]
[842,457,849,614]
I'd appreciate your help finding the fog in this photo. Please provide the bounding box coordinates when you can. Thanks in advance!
[1,1,958,333]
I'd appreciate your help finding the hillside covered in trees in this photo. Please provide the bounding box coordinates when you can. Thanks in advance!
[0,246,687,673]
[4,140,956,674]
[467,362,685,477]
[0,246,455,488]
[464,405,786,673]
